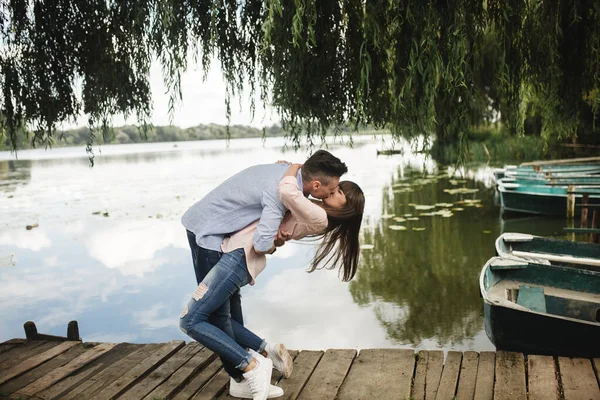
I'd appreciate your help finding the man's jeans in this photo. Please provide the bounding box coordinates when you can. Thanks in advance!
[185,230,265,379]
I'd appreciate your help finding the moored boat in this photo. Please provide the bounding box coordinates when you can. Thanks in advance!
[497,181,600,215]
[480,256,600,357]
[495,232,600,267]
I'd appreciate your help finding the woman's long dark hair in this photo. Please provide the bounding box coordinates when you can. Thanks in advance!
[309,181,365,281]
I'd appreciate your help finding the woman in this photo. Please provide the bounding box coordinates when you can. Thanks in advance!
[179,163,365,400]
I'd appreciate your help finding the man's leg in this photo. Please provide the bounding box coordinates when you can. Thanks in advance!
[180,249,255,372]
[188,230,265,351]
[186,230,245,380]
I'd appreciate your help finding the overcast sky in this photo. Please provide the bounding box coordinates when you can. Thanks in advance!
[62,60,278,130]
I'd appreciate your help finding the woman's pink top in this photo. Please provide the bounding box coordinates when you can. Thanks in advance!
[221,176,328,283]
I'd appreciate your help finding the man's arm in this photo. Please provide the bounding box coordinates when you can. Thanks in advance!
[253,190,286,255]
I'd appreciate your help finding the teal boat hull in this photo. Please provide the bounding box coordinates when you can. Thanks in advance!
[480,257,600,357]
[483,301,600,357]
[498,184,600,216]
[495,233,600,262]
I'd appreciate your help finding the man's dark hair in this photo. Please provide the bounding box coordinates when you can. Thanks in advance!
[302,150,348,183]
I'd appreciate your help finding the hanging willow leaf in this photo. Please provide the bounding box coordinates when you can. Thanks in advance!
[0,0,598,155]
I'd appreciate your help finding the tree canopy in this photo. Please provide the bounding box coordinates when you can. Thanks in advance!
[1,0,599,154]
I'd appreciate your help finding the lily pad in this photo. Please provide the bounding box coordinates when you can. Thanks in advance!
[412,227,426,231]
[451,207,464,211]
[435,203,454,207]
[413,205,436,211]
[406,217,419,221]
[444,188,480,195]
[360,244,375,250]
[389,225,407,231]
[381,214,395,219]
[393,217,407,222]
[483,230,491,234]
[404,214,413,217]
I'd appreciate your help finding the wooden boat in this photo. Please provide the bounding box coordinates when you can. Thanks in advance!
[495,232,600,267]
[479,256,600,357]
[494,162,600,182]
[497,181,600,215]
[376,149,403,156]
[500,176,600,186]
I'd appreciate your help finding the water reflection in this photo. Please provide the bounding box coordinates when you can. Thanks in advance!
[0,160,32,193]
[351,167,499,348]
[0,137,559,351]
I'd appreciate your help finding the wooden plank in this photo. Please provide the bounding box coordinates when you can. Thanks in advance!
[0,341,79,386]
[0,344,20,355]
[278,350,323,400]
[90,340,185,400]
[493,351,526,400]
[171,359,223,400]
[455,351,479,400]
[411,351,428,400]
[521,156,600,166]
[0,343,91,395]
[473,352,494,400]
[337,349,415,400]
[145,347,217,400]
[119,343,202,400]
[15,342,118,396]
[528,355,559,400]
[594,358,599,385]
[558,357,600,400]
[425,350,444,400]
[144,346,216,400]
[511,250,600,267]
[61,344,159,400]
[1,339,27,345]
[0,341,52,367]
[297,349,356,400]
[191,368,230,400]
[435,351,462,400]
[36,343,136,400]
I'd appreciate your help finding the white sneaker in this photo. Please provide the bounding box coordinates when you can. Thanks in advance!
[229,377,284,399]
[265,343,293,379]
[241,357,273,400]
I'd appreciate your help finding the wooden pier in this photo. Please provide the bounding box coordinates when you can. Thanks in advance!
[1,337,599,400]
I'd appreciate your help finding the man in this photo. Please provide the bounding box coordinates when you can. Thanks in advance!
[181,150,348,399]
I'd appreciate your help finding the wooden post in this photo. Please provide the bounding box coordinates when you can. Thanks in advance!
[24,321,39,341]
[23,320,82,342]
[67,321,80,341]
[566,185,575,218]
[580,194,589,228]
[591,210,599,243]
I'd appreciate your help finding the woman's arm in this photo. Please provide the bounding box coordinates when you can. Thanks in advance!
[279,164,327,227]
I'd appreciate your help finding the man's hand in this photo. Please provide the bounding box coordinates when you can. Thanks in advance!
[274,237,286,247]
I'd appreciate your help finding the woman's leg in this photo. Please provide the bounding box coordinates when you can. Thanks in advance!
[179,248,254,371]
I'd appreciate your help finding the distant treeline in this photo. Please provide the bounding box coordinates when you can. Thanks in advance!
[1,124,289,150]
[2,123,375,150]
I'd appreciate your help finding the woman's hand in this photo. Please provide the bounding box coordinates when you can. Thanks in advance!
[284,163,303,178]
[277,228,292,243]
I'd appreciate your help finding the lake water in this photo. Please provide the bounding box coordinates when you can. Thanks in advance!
[0,136,571,351]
